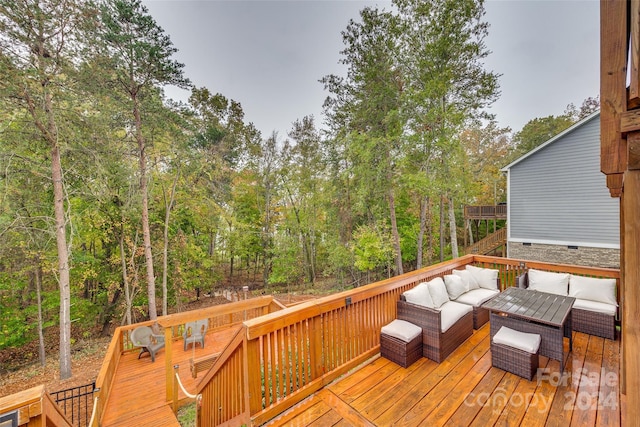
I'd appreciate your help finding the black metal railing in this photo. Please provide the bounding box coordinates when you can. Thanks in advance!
[50,382,97,427]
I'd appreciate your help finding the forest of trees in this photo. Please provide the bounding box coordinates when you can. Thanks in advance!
[0,0,597,379]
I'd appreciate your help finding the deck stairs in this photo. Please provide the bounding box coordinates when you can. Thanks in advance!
[464,227,506,255]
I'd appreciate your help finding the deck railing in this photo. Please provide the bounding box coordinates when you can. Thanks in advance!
[4,256,618,427]
[50,382,96,427]
[464,205,507,220]
[192,255,620,426]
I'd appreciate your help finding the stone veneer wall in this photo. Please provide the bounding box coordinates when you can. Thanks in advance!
[507,242,620,269]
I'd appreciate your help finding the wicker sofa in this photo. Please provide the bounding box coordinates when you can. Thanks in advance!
[397,277,474,362]
[517,269,617,340]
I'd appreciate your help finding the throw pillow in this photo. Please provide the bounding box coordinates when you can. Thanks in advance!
[528,269,569,296]
[453,269,479,290]
[444,274,469,300]
[466,265,499,290]
[569,274,617,305]
[427,277,450,309]
[402,282,435,308]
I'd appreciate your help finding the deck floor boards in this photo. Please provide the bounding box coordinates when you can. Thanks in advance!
[267,324,621,426]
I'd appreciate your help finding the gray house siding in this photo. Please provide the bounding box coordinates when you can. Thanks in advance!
[504,113,620,267]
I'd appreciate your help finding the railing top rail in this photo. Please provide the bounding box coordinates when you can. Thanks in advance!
[157,295,275,328]
[244,255,476,339]
[0,385,46,413]
[473,255,620,278]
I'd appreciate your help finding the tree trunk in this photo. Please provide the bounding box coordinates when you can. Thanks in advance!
[120,225,132,325]
[133,96,157,321]
[52,142,72,379]
[263,180,272,287]
[22,35,73,380]
[162,172,179,316]
[388,188,403,275]
[448,196,459,258]
[439,195,445,262]
[35,263,45,367]
[417,196,428,269]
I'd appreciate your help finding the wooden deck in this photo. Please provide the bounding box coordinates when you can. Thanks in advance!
[267,324,622,426]
[101,325,241,427]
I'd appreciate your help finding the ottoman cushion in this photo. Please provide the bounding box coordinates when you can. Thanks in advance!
[381,319,422,342]
[492,326,541,354]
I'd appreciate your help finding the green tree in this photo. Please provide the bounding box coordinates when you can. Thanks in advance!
[512,115,573,156]
[279,116,325,284]
[0,0,97,379]
[396,0,500,261]
[322,7,406,275]
[98,0,190,320]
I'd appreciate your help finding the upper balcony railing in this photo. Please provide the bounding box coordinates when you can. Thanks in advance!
[463,205,507,220]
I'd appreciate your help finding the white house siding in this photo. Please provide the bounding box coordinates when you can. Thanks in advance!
[504,113,620,268]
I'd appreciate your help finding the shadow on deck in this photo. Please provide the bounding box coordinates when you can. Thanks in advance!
[268,324,622,426]
[101,326,241,427]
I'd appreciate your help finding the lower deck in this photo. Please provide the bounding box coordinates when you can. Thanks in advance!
[101,326,241,426]
[268,324,622,426]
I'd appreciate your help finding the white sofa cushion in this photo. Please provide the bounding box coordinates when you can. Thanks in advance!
[453,269,479,290]
[466,265,499,290]
[444,274,469,300]
[428,277,450,309]
[569,275,617,306]
[403,282,435,309]
[492,326,541,354]
[455,288,500,307]
[572,298,617,316]
[381,319,422,342]
[439,301,473,333]
[528,269,569,296]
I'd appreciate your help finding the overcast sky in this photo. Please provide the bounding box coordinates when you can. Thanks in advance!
[142,0,599,139]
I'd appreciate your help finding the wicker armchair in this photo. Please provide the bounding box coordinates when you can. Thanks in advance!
[397,297,473,363]
[131,326,165,363]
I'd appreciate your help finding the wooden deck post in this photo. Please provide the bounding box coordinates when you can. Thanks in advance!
[164,326,173,404]
[622,157,640,417]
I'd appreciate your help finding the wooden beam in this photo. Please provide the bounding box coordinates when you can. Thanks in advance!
[607,174,624,197]
[601,0,628,177]
[622,166,640,424]
[629,132,640,169]
[630,0,640,103]
[621,109,640,134]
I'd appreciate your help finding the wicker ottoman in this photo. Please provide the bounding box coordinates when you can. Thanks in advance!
[380,319,423,368]
[491,326,540,380]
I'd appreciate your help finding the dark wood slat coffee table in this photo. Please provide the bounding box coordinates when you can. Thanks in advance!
[482,286,575,362]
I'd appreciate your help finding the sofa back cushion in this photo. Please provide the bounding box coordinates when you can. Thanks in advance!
[427,277,450,309]
[444,274,469,300]
[569,274,617,306]
[528,269,569,296]
[453,269,479,290]
[402,282,435,309]
[466,265,499,290]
